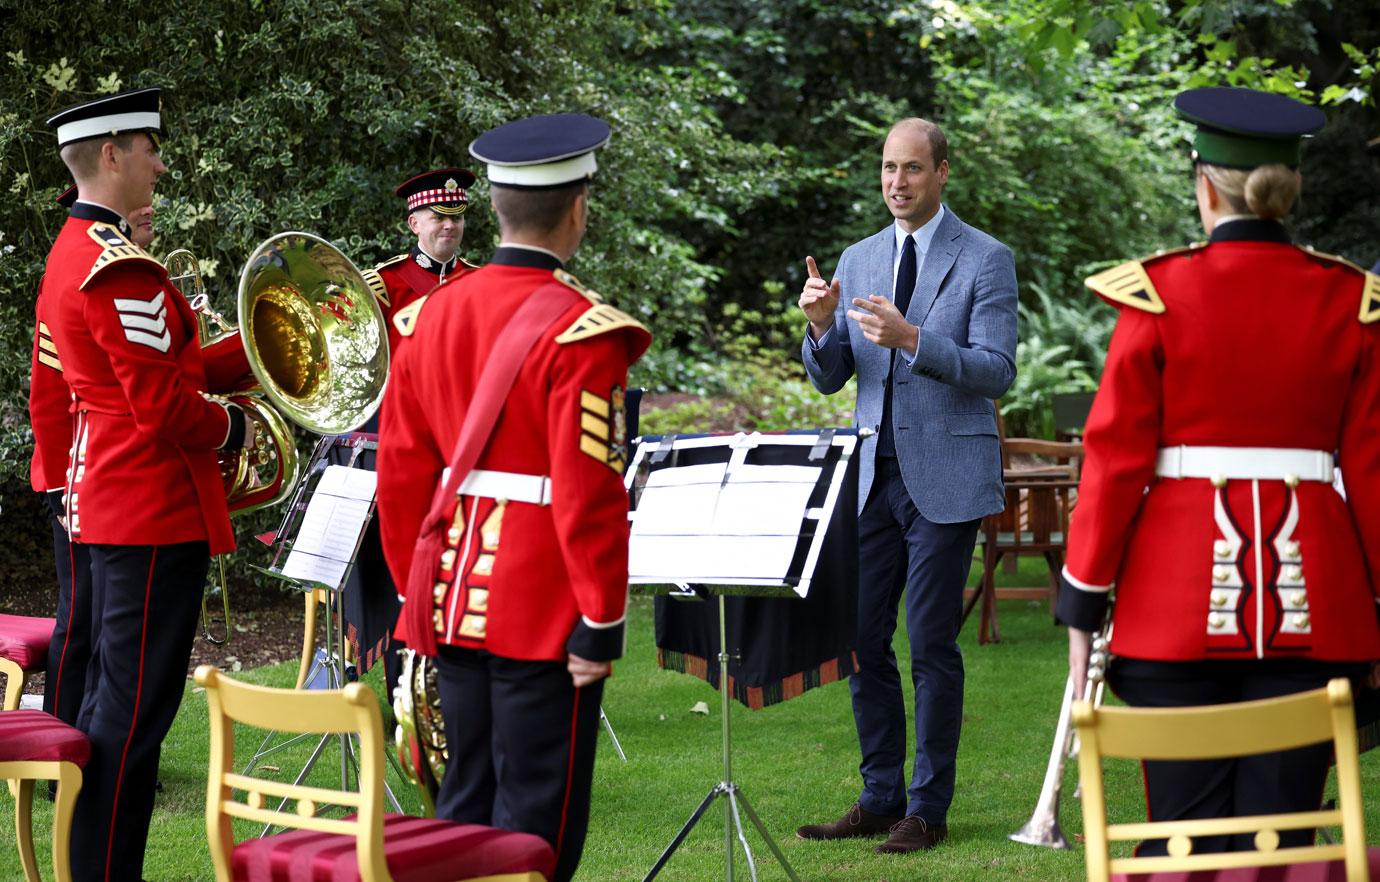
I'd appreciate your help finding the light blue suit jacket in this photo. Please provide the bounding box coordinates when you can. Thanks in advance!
[802,206,1018,523]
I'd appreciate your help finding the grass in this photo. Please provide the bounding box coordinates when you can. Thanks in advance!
[4,557,1378,881]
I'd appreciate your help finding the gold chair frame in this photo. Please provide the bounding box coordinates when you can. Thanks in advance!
[0,749,83,882]
[197,664,543,882]
[1074,678,1370,882]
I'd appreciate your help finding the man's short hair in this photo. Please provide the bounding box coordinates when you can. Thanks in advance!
[490,182,586,236]
[60,133,140,180]
[890,118,949,168]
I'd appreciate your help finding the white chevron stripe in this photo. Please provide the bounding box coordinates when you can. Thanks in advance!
[123,327,171,352]
[113,292,165,315]
[119,312,167,334]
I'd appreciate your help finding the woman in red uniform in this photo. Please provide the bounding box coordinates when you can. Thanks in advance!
[1057,87,1380,854]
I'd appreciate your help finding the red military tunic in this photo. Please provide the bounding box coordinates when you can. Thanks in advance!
[361,247,478,358]
[45,204,238,554]
[29,274,73,494]
[1060,221,1380,663]
[377,247,650,662]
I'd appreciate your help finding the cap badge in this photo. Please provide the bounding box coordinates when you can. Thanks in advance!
[415,251,432,269]
[445,178,459,192]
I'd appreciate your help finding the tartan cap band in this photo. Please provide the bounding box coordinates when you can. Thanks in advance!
[407,187,468,212]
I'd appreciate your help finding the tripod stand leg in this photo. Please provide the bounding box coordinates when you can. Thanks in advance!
[600,706,628,761]
[733,786,801,882]
[726,786,757,882]
[641,783,726,882]
[725,781,734,882]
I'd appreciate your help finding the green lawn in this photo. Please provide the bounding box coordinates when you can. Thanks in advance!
[4,561,1378,881]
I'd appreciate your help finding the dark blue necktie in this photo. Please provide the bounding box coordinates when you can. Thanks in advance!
[877,234,918,458]
[894,233,917,316]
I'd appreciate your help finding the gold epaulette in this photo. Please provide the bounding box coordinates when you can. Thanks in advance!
[79,223,162,291]
[1084,245,1205,314]
[555,303,647,345]
[1300,247,1380,324]
[553,268,604,305]
[458,256,480,271]
[1084,245,1195,314]
[363,254,407,307]
[393,295,428,338]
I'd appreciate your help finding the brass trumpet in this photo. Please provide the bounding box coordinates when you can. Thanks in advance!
[1009,628,1110,849]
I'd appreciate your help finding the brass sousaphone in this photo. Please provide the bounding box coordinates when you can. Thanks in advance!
[167,234,389,642]
[237,231,390,444]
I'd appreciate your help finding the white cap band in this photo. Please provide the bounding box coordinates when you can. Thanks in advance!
[57,111,161,147]
[487,152,598,187]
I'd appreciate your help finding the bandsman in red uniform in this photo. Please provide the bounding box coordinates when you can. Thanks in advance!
[342,167,479,696]
[1058,87,1380,854]
[378,114,650,882]
[361,167,479,357]
[43,87,256,882]
[30,185,155,733]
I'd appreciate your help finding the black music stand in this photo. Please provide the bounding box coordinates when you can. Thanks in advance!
[242,433,407,822]
[626,429,859,882]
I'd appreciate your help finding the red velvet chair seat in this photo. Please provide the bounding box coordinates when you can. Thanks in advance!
[0,614,56,670]
[0,709,91,766]
[230,814,556,882]
[1113,846,1380,881]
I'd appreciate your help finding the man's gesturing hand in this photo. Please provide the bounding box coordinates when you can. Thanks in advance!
[847,295,919,353]
[799,256,840,341]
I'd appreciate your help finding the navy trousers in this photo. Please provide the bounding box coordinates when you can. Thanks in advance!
[42,491,93,727]
[72,542,207,882]
[1110,658,1371,855]
[851,457,978,824]
[433,647,604,882]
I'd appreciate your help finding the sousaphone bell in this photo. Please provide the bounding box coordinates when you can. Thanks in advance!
[238,231,390,441]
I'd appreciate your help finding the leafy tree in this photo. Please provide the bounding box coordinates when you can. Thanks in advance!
[0,0,782,474]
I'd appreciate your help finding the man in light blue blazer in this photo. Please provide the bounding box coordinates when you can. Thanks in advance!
[795,118,1017,855]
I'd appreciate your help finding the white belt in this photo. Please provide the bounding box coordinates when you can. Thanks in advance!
[444,468,552,505]
[1154,446,1334,483]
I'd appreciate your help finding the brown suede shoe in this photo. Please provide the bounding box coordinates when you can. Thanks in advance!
[874,816,949,854]
[796,802,903,840]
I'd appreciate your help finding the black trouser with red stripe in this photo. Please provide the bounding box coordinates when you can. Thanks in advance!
[72,542,207,882]
[434,647,604,882]
[42,491,93,727]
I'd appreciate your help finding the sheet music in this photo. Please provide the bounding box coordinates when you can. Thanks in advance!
[630,459,821,584]
[280,465,376,588]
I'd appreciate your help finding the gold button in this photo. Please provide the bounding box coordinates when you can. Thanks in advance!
[1213,565,1232,583]
[1290,590,1307,608]
[447,526,462,546]
[1284,473,1300,488]
[433,581,448,604]
[1211,474,1228,488]
[1211,592,1228,608]
[1214,540,1231,559]
[1286,565,1303,583]
[439,548,457,574]
[1208,613,1225,629]
[433,610,445,632]
[1285,540,1300,558]
[1294,613,1309,629]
